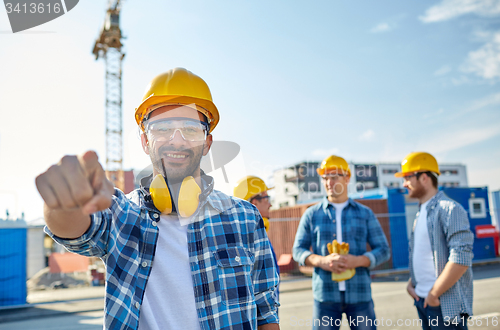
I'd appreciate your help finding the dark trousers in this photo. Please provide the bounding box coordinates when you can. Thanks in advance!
[414,298,468,330]
[312,292,377,330]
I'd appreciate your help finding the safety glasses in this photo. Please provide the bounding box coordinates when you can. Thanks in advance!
[321,174,347,181]
[403,171,436,182]
[403,173,418,181]
[252,195,270,202]
[145,118,209,142]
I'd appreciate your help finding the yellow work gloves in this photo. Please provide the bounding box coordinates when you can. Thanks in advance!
[327,240,356,282]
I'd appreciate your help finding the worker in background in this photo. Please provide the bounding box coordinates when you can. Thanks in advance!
[395,152,473,330]
[36,68,280,330]
[234,176,280,299]
[293,155,390,330]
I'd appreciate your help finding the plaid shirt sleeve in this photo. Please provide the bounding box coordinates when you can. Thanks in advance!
[363,208,391,269]
[44,189,132,257]
[252,212,280,326]
[44,205,118,259]
[292,207,314,266]
[440,202,474,267]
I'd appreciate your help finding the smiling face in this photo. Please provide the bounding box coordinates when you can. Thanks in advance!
[141,105,213,183]
[321,170,350,203]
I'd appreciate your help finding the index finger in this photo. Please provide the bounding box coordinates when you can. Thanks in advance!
[77,151,102,188]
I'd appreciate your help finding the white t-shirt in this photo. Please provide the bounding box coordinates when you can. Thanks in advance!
[331,201,349,291]
[413,199,438,298]
[138,214,201,330]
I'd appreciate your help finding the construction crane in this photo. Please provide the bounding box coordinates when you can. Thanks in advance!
[92,0,125,191]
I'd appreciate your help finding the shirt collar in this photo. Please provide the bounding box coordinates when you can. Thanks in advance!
[425,190,444,211]
[321,196,355,212]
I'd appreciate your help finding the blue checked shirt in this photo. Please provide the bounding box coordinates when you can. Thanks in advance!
[293,197,390,304]
[409,191,474,320]
[45,175,279,330]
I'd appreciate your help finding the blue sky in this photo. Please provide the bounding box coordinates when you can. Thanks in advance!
[1,0,499,220]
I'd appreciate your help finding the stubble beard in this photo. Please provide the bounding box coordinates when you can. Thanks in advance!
[408,182,425,199]
[149,144,204,184]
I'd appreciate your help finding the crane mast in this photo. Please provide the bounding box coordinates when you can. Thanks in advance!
[92,0,125,190]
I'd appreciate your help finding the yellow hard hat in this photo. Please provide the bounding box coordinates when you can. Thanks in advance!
[135,67,220,133]
[394,152,441,178]
[317,155,351,176]
[233,176,273,201]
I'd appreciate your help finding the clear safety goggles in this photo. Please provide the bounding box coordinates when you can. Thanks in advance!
[321,172,347,180]
[145,118,209,142]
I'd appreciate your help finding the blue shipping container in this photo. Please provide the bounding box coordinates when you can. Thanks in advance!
[387,188,409,269]
[0,226,27,307]
[441,187,496,260]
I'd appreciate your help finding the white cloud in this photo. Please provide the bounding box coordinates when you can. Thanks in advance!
[464,92,500,113]
[419,123,500,154]
[446,92,500,119]
[311,148,340,158]
[451,75,472,85]
[420,0,500,23]
[370,22,392,33]
[434,65,452,76]
[460,32,500,79]
[358,129,375,142]
[423,108,445,119]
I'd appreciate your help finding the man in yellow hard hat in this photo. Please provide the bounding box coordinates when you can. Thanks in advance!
[293,155,390,330]
[234,176,279,297]
[36,68,280,330]
[395,152,473,330]
[233,176,273,230]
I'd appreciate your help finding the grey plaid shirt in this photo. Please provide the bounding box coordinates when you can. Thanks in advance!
[409,191,474,320]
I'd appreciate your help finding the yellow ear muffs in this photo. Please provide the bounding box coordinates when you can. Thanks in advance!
[178,176,201,217]
[150,174,173,214]
[263,217,270,232]
[149,174,201,217]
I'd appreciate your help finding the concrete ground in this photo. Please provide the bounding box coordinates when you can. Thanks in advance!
[279,263,500,330]
[1,263,499,329]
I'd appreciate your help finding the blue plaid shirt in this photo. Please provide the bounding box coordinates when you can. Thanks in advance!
[293,197,390,304]
[46,175,279,330]
[409,191,474,320]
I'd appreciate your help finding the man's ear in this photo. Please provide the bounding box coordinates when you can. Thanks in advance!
[202,134,213,156]
[141,133,150,155]
[422,173,432,187]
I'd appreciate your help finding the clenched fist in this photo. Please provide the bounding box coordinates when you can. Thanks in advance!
[36,151,114,238]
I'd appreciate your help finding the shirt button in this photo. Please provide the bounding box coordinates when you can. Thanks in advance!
[235,256,241,262]
[333,220,336,223]
[152,213,159,219]
[135,302,140,309]
[333,233,336,237]
[201,302,205,308]
[152,221,157,227]
[141,261,148,268]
